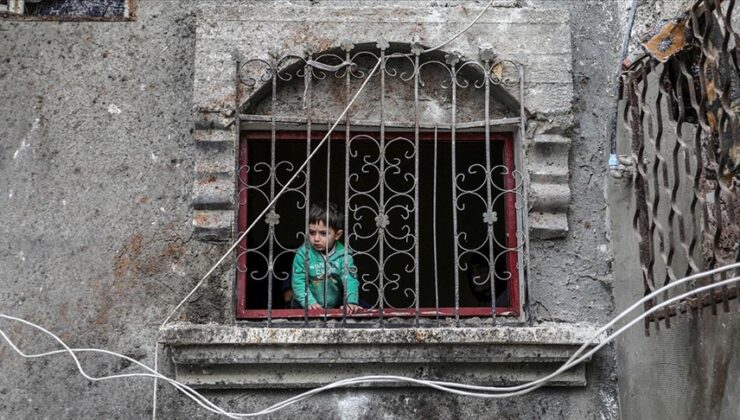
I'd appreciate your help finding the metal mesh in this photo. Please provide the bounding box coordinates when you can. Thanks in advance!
[620,0,739,334]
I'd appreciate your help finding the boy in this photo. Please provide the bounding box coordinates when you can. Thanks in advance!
[292,202,361,314]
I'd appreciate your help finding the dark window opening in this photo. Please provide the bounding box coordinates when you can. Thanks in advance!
[2,0,135,20]
[236,130,520,319]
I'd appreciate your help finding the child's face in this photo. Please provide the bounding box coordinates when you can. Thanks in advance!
[308,221,343,252]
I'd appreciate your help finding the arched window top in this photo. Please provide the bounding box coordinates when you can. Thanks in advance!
[237,42,524,131]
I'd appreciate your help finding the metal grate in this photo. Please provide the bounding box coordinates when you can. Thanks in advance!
[233,42,527,327]
[619,0,739,334]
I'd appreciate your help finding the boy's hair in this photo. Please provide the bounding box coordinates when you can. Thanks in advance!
[309,201,344,231]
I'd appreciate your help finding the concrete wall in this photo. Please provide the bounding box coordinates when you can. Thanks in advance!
[609,174,739,419]
[0,1,636,418]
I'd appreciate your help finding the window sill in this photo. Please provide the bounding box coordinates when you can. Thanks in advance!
[160,322,602,389]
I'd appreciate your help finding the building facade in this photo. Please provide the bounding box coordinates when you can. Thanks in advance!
[0,1,736,419]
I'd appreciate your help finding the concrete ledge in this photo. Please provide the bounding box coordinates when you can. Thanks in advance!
[192,126,236,241]
[192,174,235,210]
[193,128,235,143]
[192,210,233,242]
[529,211,569,239]
[161,322,601,389]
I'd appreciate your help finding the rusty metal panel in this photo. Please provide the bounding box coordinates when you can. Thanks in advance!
[621,0,739,334]
[639,13,693,63]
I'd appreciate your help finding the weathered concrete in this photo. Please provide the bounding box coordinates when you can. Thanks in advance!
[162,323,600,388]
[0,1,628,418]
[609,169,740,420]
[191,2,576,242]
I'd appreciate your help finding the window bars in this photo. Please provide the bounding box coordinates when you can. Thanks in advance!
[234,42,527,327]
[620,0,739,334]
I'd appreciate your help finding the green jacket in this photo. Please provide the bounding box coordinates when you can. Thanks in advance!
[291,242,359,308]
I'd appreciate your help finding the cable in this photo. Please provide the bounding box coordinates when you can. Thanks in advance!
[609,0,639,167]
[430,261,740,393]
[422,0,494,54]
[2,262,736,417]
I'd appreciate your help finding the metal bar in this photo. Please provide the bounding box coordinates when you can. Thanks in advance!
[246,130,507,142]
[677,60,709,304]
[626,67,654,335]
[502,129,519,316]
[653,65,676,328]
[450,58,460,326]
[673,62,701,278]
[433,125,440,324]
[379,46,386,326]
[413,51,421,326]
[484,58,496,326]
[239,114,521,130]
[323,194,329,325]
[234,58,247,318]
[342,45,352,327]
[267,58,277,326]
[240,306,515,319]
[303,53,313,327]
[647,286,738,322]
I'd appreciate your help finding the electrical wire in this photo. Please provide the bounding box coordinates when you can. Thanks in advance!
[419,0,494,54]
[609,0,639,165]
[2,262,736,417]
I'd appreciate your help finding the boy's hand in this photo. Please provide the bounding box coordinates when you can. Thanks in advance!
[341,304,362,315]
[308,303,323,310]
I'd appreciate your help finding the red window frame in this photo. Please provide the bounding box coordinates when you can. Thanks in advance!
[236,130,520,319]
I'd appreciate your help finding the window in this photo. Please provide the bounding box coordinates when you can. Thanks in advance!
[233,43,526,323]
[0,0,135,20]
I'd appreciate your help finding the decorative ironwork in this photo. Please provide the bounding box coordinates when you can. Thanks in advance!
[235,41,526,327]
[620,0,739,334]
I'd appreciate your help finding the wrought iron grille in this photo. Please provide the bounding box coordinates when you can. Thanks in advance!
[619,0,739,334]
[234,42,527,327]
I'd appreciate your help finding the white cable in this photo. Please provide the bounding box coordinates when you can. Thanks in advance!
[2,273,738,413]
[2,263,736,417]
[421,0,494,54]
[429,261,740,393]
[0,315,241,418]
[151,1,496,416]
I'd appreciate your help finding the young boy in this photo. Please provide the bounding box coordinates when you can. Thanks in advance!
[292,202,362,314]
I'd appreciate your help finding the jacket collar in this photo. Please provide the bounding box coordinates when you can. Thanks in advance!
[309,241,343,258]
